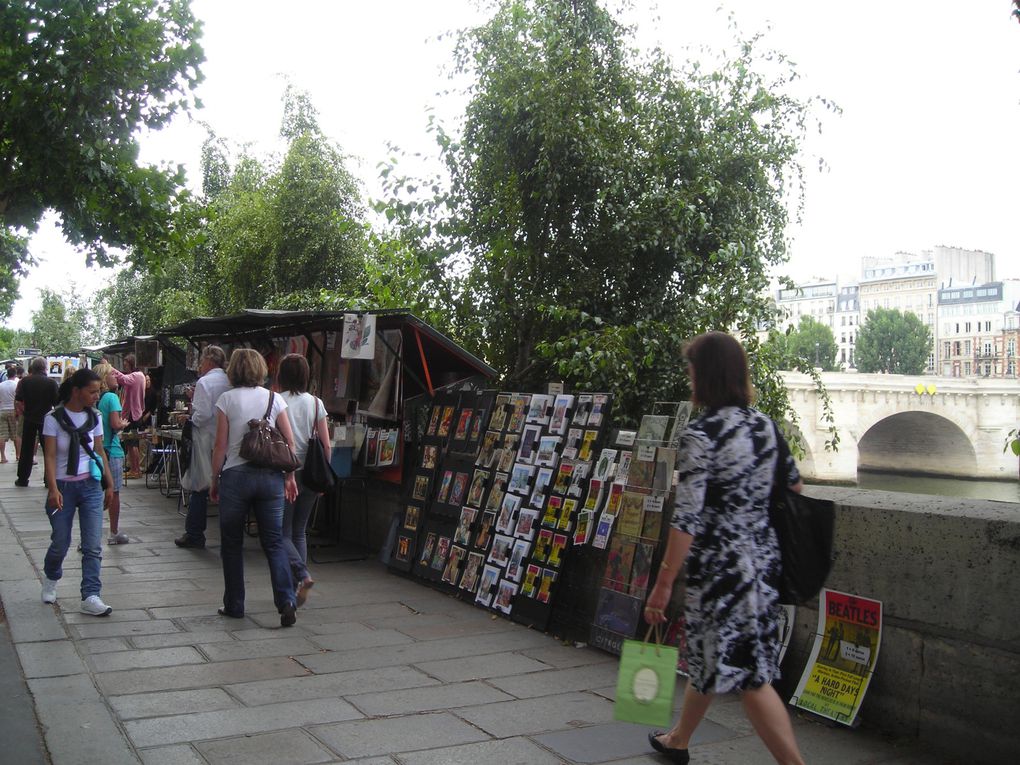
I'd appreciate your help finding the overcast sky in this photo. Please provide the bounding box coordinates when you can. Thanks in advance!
[10,1,1020,330]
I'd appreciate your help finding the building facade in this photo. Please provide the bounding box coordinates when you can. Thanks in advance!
[834,285,860,369]
[938,280,1020,378]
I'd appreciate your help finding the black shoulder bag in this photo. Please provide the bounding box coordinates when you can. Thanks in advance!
[768,421,835,604]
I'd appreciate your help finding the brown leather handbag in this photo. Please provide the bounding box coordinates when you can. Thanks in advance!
[239,391,301,472]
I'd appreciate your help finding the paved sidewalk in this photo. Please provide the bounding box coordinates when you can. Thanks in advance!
[0,462,951,765]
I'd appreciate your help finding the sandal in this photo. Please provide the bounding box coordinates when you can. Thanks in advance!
[296,577,314,607]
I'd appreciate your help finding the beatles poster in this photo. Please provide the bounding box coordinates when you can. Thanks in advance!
[791,589,882,725]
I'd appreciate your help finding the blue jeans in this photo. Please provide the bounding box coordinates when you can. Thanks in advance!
[44,478,104,599]
[218,464,294,615]
[282,470,318,581]
[184,489,209,543]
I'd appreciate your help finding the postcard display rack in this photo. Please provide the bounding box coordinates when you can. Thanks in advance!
[588,404,692,656]
[388,388,619,632]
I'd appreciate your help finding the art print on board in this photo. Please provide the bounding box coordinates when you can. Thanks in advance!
[506,539,531,582]
[547,533,568,567]
[533,528,554,562]
[488,394,511,432]
[507,463,535,495]
[494,578,518,614]
[521,564,541,597]
[513,507,540,541]
[477,430,501,468]
[534,436,561,468]
[572,394,593,426]
[430,536,451,571]
[507,395,531,433]
[637,414,670,444]
[588,394,609,428]
[454,507,477,546]
[404,504,421,532]
[537,568,557,603]
[629,542,655,596]
[475,564,501,606]
[453,408,473,441]
[475,511,496,550]
[617,491,645,537]
[549,394,575,435]
[395,534,412,563]
[497,434,520,473]
[421,445,438,470]
[466,469,489,508]
[517,423,543,464]
[448,472,470,508]
[529,467,554,509]
[341,313,376,360]
[442,545,467,585]
[436,406,455,438]
[488,533,514,567]
[468,409,486,442]
[419,532,437,567]
[436,470,454,504]
[541,495,562,528]
[558,498,578,532]
[604,537,636,590]
[412,475,430,502]
[495,493,522,535]
[460,552,485,593]
[485,473,509,513]
[377,429,398,467]
[593,586,642,636]
[526,393,551,425]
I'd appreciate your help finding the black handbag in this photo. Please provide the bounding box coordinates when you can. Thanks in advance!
[239,391,302,472]
[302,433,336,493]
[769,422,835,604]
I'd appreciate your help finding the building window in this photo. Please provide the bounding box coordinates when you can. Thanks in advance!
[965,322,971,332]
[985,321,991,332]
[965,340,972,355]
[984,342,992,356]
[944,342,951,358]
[984,363,991,376]
[964,362,972,375]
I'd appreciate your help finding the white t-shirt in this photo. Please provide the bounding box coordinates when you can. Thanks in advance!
[0,378,18,411]
[280,392,327,462]
[215,386,288,471]
[42,408,104,480]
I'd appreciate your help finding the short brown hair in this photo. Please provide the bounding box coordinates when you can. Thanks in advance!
[123,353,137,371]
[226,348,268,388]
[277,353,310,394]
[684,331,754,409]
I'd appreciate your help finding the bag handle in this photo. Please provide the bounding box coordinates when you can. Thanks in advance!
[261,390,275,422]
[641,623,666,655]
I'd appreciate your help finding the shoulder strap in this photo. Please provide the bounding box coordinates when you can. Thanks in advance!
[771,420,788,499]
[263,390,275,421]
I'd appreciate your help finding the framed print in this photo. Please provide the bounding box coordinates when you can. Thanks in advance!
[578,429,599,461]
[426,405,442,436]
[404,504,421,532]
[507,394,530,433]
[495,493,522,535]
[488,533,514,567]
[517,423,543,464]
[533,528,554,562]
[488,394,511,432]
[454,507,478,546]
[547,533,568,567]
[526,394,551,425]
[537,568,557,603]
[497,434,519,472]
[468,408,486,443]
[558,498,578,532]
[442,545,467,585]
[542,495,563,528]
[521,564,541,597]
[418,532,437,567]
[513,507,540,541]
[494,578,518,614]
[430,536,451,571]
[506,539,531,582]
[449,472,470,508]
[567,460,590,498]
[453,408,473,441]
[437,405,455,438]
[477,430,500,468]
[529,467,554,508]
[466,469,489,508]
[475,564,501,606]
[412,475,430,502]
[421,445,438,470]
[552,459,575,495]
[460,552,485,592]
[508,462,535,495]
[436,470,454,503]
[573,394,593,426]
[549,394,575,435]
[485,473,509,513]
[534,436,561,468]
[588,393,609,428]
[395,534,412,563]
[474,511,496,550]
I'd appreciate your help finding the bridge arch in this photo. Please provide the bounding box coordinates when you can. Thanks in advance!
[857,411,977,478]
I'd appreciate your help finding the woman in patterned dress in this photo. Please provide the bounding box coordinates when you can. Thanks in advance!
[644,331,805,765]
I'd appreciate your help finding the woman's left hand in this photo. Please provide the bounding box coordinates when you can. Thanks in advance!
[643,581,671,624]
[284,473,298,503]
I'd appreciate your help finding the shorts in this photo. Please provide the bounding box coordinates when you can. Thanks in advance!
[0,411,17,440]
[108,456,124,492]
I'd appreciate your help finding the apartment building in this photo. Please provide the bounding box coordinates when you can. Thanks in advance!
[834,285,860,369]
[938,280,1020,377]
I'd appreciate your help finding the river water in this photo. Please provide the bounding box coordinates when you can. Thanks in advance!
[845,471,1020,504]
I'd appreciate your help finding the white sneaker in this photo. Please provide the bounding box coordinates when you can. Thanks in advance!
[108,532,129,545]
[41,578,58,604]
[80,595,112,616]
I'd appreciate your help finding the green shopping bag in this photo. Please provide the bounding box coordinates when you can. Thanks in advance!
[613,626,678,727]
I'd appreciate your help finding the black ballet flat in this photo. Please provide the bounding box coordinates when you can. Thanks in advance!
[648,731,690,764]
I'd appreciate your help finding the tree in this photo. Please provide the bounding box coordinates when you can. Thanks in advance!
[786,316,839,371]
[855,308,932,375]
[383,0,831,427]
[0,0,204,281]
[26,288,98,352]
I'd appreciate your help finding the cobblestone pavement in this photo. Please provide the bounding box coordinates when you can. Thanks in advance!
[0,462,950,765]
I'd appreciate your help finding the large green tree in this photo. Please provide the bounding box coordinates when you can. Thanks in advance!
[383,0,830,427]
[785,316,839,371]
[0,0,204,294]
[25,288,99,352]
[855,308,932,375]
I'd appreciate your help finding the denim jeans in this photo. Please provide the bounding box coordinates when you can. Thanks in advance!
[44,478,104,599]
[184,489,209,543]
[218,464,294,615]
[282,470,318,581]
[17,419,43,484]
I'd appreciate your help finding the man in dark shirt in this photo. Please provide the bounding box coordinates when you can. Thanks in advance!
[14,356,59,487]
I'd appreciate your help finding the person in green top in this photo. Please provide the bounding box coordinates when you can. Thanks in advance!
[93,363,128,544]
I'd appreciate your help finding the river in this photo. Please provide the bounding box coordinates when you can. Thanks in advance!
[839,470,1020,504]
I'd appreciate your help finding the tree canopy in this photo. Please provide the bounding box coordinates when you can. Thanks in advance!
[855,308,932,375]
[0,0,204,301]
[771,316,839,372]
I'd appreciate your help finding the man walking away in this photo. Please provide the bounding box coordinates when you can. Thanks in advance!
[15,357,59,487]
[111,354,146,478]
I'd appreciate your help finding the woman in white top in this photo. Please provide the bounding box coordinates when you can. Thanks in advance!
[209,349,300,627]
[40,368,115,616]
[277,354,331,605]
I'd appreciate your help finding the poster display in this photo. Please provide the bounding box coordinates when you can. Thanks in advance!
[791,589,883,725]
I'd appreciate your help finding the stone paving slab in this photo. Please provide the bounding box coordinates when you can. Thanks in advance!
[486,661,622,698]
[194,728,337,765]
[347,679,515,716]
[413,649,549,682]
[309,712,490,759]
[96,655,308,695]
[124,696,363,748]
[453,690,617,738]
[16,637,88,678]
[534,719,738,764]
[89,645,207,672]
[197,635,322,662]
[110,688,241,720]
[398,735,566,765]
[225,664,439,706]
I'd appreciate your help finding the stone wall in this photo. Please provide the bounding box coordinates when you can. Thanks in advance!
[777,487,1020,764]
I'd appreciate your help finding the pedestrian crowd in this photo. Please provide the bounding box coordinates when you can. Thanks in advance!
[6,350,327,630]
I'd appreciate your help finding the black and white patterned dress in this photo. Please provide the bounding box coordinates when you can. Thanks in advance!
[671,406,800,694]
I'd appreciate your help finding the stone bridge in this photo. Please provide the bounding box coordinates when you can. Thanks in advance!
[781,371,1020,482]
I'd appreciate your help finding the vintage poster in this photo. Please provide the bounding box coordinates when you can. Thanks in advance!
[341,313,376,359]
[791,589,883,726]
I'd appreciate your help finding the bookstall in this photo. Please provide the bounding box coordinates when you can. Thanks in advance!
[158,309,496,549]
[388,381,694,648]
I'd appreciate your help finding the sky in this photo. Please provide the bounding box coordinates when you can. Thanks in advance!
[9,0,1020,331]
